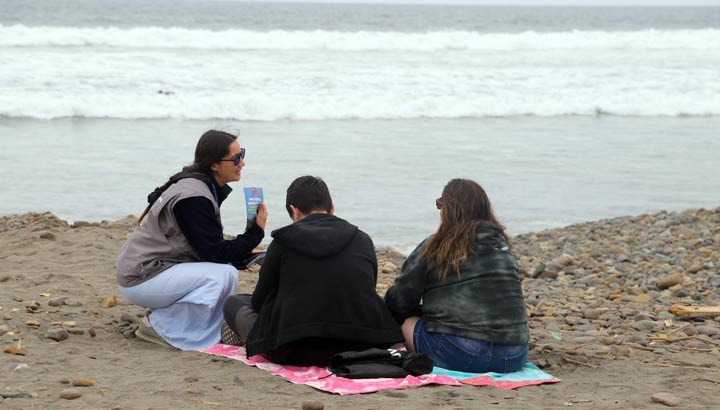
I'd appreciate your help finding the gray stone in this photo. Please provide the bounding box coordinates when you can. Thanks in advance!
[122,329,137,339]
[582,309,601,320]
[120,313,137,323]
[531,262,546,278]
[48,297,68,307]
[46,327,69,342]
[631,320,657,331]
[634,312,655,321]
[695,326,719,336]
[651,392,682,407]
[683,326,698,336]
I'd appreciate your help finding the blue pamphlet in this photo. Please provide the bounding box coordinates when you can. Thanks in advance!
[243,187,263,229]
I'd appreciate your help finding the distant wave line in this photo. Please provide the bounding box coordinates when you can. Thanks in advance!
[2,109,718,121]
[2,24,720,51]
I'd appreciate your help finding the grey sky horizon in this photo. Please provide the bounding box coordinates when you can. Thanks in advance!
[221,0,720,5]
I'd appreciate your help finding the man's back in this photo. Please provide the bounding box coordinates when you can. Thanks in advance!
[246,213,403,364]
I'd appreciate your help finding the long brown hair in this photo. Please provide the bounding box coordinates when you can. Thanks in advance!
[137,130,237,224]
[421,179,512,279]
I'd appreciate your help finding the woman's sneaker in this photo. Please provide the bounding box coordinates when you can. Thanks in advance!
[135,314,176,349]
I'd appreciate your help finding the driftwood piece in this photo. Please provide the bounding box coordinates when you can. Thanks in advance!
[624,342,655,352]
[668,303,720,319]
[563,357,597,368]
[648,335,720,347]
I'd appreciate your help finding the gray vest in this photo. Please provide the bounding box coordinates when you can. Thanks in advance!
[116,178,220,287]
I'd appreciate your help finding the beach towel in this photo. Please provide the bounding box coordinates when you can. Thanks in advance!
[200,344,560,395]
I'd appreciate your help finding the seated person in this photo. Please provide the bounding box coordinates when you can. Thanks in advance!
[385,178,529,373]
[222,176,403,366]
[116,130,266,350]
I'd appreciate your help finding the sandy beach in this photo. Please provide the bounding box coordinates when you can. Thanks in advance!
[1,208,719,409]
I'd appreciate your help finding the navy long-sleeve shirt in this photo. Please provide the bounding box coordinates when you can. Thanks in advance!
[172,174,264,264]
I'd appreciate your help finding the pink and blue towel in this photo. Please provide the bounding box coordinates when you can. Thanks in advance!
[200,344,559,395]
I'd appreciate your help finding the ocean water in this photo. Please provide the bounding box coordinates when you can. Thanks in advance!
[1,1,719,251]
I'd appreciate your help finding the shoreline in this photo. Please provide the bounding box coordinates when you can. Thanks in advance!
[1,207,718,409]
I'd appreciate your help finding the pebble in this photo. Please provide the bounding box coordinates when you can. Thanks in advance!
[72,378,95,387]
[683,326,698,336]
[599,336,618,345]
[121,329,136,339]
[46,327,69,342]
[120,313,137,323]
[695,325,719,336]
[3,346,27,356]
[657,273,683,289]
[572,336,597,344]
[687,264,703,273]
[582,309,601,320]
[651,392,682,407]
[60,389,82,400]
[381,262,398,273]
[39,231,56,240]
[631,320,656,331]
[100,294,117,308]
[301,400,325,410]
[48,296,68,307]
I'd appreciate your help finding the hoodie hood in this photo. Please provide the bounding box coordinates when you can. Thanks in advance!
[271,213,359,258]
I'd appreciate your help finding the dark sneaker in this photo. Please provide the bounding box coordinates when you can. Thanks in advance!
[221,323,245,346]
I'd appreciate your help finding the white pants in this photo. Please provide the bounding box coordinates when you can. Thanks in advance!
[120,262,238,351]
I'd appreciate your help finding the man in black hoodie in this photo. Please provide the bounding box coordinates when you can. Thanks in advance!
[222,176,403,366]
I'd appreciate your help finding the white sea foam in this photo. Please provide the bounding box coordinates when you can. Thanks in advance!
[2,25,720,51]
[2,25,719,120]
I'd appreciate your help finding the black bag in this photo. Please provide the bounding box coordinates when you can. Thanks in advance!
[328,348,434,379]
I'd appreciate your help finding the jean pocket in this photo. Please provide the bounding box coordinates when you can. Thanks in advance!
[502,345,528,373]
[434,334,486,372]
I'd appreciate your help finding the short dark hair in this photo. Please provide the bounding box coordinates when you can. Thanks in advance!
[285,176,333,217]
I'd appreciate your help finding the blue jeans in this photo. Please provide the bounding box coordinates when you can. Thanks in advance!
[413,319,528,373]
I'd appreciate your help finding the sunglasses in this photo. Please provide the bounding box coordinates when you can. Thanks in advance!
[436,197,443,210]
[220,147,246,166]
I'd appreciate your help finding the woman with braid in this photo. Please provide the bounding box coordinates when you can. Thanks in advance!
[385,179,529,373]
[117,130,267,350]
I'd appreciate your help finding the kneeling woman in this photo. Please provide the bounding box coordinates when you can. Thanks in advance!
[116,130,267,350]
[385,179,529,373]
